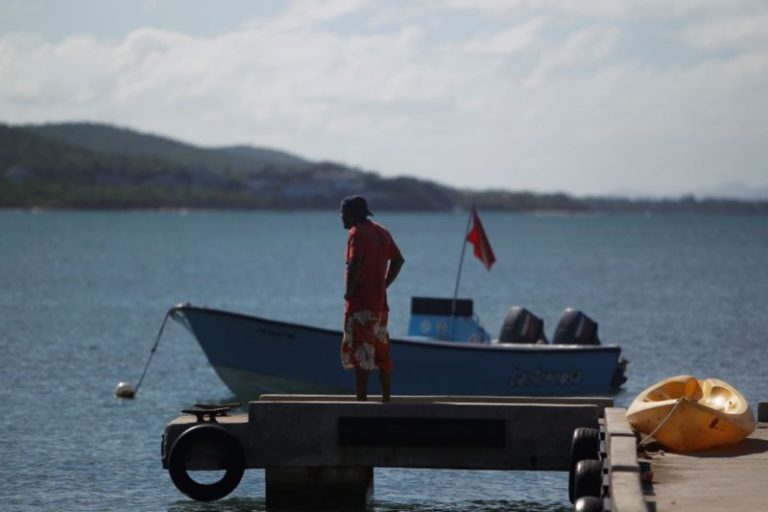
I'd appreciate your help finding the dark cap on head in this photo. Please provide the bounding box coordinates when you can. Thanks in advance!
[341,195,374,217]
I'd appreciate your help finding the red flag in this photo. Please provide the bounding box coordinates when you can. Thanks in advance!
[466,206,495,270]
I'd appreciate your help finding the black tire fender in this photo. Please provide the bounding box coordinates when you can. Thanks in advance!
[568,427,600,503]
[574,495,603,512]
[168,424,246,501]
[574,459,603,502]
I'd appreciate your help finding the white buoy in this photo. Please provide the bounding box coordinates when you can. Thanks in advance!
[115,381,136,398]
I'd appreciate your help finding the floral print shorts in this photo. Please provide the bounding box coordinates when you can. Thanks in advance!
[341,310,393,372]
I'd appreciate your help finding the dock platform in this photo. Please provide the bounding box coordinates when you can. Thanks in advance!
[160,396,767,510]
[161,395,607,507]
[604,402,768,512]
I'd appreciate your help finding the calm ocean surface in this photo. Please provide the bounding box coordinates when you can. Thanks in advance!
[2,210,767,511]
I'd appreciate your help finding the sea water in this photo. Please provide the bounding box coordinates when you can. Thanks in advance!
[1,210,767,511]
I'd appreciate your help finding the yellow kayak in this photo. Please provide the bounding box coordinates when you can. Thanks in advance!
[626,375,756,452]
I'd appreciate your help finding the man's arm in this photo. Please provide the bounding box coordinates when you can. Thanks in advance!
[385,254,404,288]
[345,257,361,300]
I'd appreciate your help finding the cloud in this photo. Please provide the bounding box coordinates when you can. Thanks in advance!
[1,1,767,195]
[527,25,620,84]
[681,13,768,51]
[245,0,369,32]
[464,17,547,54]
[288,0,369,21]
[448,0,629,19]
[0,7,450,144]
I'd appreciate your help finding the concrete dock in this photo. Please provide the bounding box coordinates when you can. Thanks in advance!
[161,396,767,510]
[162,395,607,507]
[603,402,768,512]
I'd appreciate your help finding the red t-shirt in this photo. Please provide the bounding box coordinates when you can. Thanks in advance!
[345,220,401,313]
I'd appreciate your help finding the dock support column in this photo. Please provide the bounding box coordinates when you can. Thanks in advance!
[266,466,373,509]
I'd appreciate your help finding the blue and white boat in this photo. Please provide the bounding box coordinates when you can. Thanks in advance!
[169,297,627,398]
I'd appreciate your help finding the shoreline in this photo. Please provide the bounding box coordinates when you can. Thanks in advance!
[2,205,768,215]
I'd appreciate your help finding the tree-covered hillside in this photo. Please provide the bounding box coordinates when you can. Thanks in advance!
[1,122,766,213]
[0,122,452,209]
[0,122,570,210]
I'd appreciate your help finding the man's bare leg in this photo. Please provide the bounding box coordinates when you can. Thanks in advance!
[355,368,369,401]
[378,371,391,403]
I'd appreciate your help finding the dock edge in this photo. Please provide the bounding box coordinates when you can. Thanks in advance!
[604,407,648,512]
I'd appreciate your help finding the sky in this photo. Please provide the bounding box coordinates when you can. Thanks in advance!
[1,0,767,198]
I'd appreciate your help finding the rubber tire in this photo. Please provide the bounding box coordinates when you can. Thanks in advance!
[168,424,246,501]
[574,496,603,512]
[574,459,603,502]
[569,427,600,502]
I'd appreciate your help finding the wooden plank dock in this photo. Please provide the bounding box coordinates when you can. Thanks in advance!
[605,402,768,512]
[646,420,768,510]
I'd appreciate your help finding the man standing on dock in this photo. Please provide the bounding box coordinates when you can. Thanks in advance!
[340,195,404,402]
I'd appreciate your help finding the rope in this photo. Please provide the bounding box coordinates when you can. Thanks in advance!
[133,308,175,395]
[638,397,685,447]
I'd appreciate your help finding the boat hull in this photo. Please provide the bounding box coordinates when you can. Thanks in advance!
[171,305,624,398]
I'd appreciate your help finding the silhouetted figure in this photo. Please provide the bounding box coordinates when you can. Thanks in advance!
[340,195,404,402]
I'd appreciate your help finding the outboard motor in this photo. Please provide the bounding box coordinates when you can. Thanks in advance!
[552,308,629,387]
[612,356,629,388]
[498,306,547,344]
[552,308,600,345]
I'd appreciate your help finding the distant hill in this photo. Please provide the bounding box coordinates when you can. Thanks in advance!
[0,122,467,209]
[214,145,310,168]
[696,182,768,201]
[1,121,767,213]
[23,122,311,175]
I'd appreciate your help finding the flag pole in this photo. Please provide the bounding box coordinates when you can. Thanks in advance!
[450,204,474,337]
